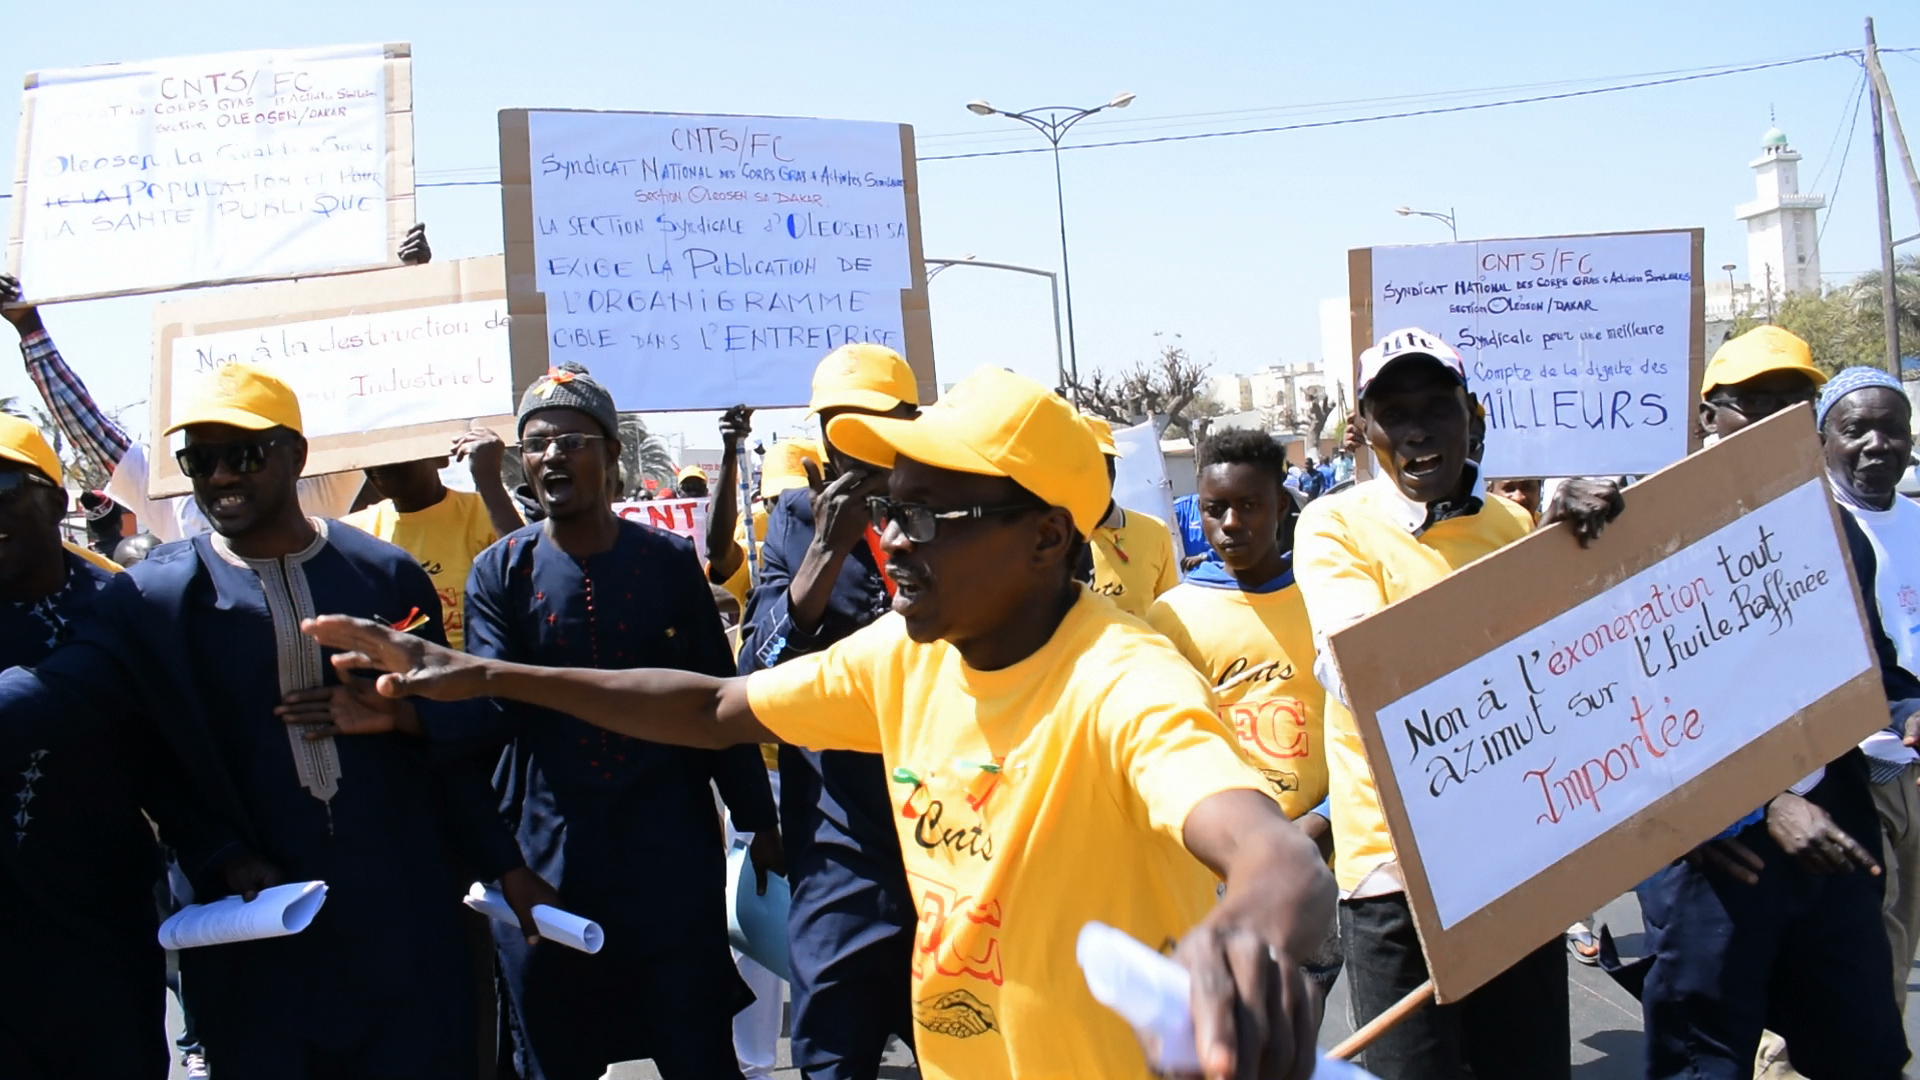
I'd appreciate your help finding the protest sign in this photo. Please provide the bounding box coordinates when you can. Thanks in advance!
[9,44,415,304]
[498,109,934,412]
[1112,420,1174,526]
[1328,405,1884,1002]
[1348,229,1704,480]
[150,256,519,498]
[614,497,708,543]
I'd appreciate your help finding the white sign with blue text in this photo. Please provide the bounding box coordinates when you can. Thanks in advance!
[519,110,912,412]
[1366,230,1698,479]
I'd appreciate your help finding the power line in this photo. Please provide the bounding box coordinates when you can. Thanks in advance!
[0,45,1890,199]
[1817,68,1868,247]
[1809,67,1867,190]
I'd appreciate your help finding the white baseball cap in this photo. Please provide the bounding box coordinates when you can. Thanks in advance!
[1357,328,1467,401]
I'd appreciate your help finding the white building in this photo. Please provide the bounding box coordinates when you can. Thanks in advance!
[1734,126,1826,308]
[1205,361,1338,435]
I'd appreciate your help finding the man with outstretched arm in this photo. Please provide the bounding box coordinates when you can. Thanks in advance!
[303,367,1337,1080]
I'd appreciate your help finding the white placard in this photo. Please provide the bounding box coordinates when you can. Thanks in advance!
[14,44,397,302]
[167,300,513,440]
[1379,478,1869,928]
[1112,420,1175,525]
[523,110,911,411]
[1368,231,1695,478]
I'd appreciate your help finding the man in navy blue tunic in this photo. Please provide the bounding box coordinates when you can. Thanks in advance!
[461,363,779,1080]
[0,415,167,1078]
[0,364,539,1079]
[738,344,920,1080]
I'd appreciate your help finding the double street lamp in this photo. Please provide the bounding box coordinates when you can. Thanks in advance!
[966,92,1136,400]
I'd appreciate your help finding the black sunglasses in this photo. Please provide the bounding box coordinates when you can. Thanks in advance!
[175,437,293,480]
[0,471,58,502]
[866,496,1042,545]
[1707,387,1819,418]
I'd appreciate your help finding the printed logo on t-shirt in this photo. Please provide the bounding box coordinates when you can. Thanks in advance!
[910,870,1006,988]
[913,989,999,1039]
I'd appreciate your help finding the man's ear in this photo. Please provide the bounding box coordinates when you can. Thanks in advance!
[290,435,310,474]
[1698,401,1718,439]
[1032,507,1077,571]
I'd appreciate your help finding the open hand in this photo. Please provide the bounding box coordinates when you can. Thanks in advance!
[1682,835,1766,886]
[1542,477,1625,547]
[399,223,431,265]
[499,866,563,946]
[275,675,420,738]
[301,615,489,702]
[748,829,786,897]
[1767,791,1879,875]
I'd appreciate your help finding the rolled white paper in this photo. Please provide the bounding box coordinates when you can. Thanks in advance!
[464,883,605,954]
[158,880,328,950]
[1076,921,1380,1079]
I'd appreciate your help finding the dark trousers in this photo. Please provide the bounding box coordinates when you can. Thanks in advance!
[1340,893,1569,1080]
[786,848,918,1080]
[1637,819,1908,1079]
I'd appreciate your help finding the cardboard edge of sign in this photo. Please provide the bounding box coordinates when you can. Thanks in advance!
[7,45,418,306]
[1344,228,1707,483]
[147,255,515,500]
[1327,404,1887,1003]
[494,108,936,412]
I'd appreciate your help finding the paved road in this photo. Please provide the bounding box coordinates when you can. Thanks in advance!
[166,891,1920,1078]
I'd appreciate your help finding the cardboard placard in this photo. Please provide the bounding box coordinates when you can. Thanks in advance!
[1347,229,1705,481]
[150,256,518,499]
[1328,405,1884,1002]
[498,108,935,411]
[9,43,415,305]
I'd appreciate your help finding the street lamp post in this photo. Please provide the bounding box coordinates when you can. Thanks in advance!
[924,256,1066,394]
[967,92,1135,401]
[1394,205,1459,241]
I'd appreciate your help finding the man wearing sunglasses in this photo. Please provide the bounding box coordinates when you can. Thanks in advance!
[303,365,1338,1080]
[0,362,543,1079]
[0,415,171,1078]
[737,343,921,1080]
[445,362,777,1080]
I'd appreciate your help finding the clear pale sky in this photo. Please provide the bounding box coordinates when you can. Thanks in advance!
[3,0,1917,452]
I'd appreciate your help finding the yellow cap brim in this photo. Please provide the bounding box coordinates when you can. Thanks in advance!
[805,387,912,420]
[1701,357,1829,397]
[828,411,1002,477]
[0,445,59,484]
[164,405,284,437]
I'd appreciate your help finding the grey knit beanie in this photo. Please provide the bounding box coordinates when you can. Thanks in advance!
[518,362,619,439]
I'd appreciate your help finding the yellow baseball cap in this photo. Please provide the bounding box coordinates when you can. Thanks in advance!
[165,363,304,436]
[806,343,919,418]
[828,367,1108,537]
[0,414,62,485]
[1083,416,1123,457]
[760,437,825,498]
[677,464,708,482]
[1702,326,1828,398]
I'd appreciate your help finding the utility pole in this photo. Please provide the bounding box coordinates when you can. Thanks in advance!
[1866,18,1902,377]
[1863,19,1920,225]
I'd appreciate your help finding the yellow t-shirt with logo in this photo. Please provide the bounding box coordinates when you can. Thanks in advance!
[1294,481,1531,892]
[746,586,1267,1080]
[343,490,498,652]
[1147,581,1328,820]
[1089,510,1179,618]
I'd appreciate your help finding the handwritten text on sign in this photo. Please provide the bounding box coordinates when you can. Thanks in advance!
[525,111,910,411]
[169,301,512,440]
[1369,232,1693,478]
[18,45,393,301]
[1379,478,1868,928]
[613,498,708,543]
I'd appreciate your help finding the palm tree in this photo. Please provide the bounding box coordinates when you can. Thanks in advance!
[616,412,678,498]
[1849,254,1920,363]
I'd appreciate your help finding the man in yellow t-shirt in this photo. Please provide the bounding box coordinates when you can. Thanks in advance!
[1294,327,1620,1079]
[342,430,521,650]
[306,367,1336,1080]
[1147,428,1328,829]
[1082,416,1178,618]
